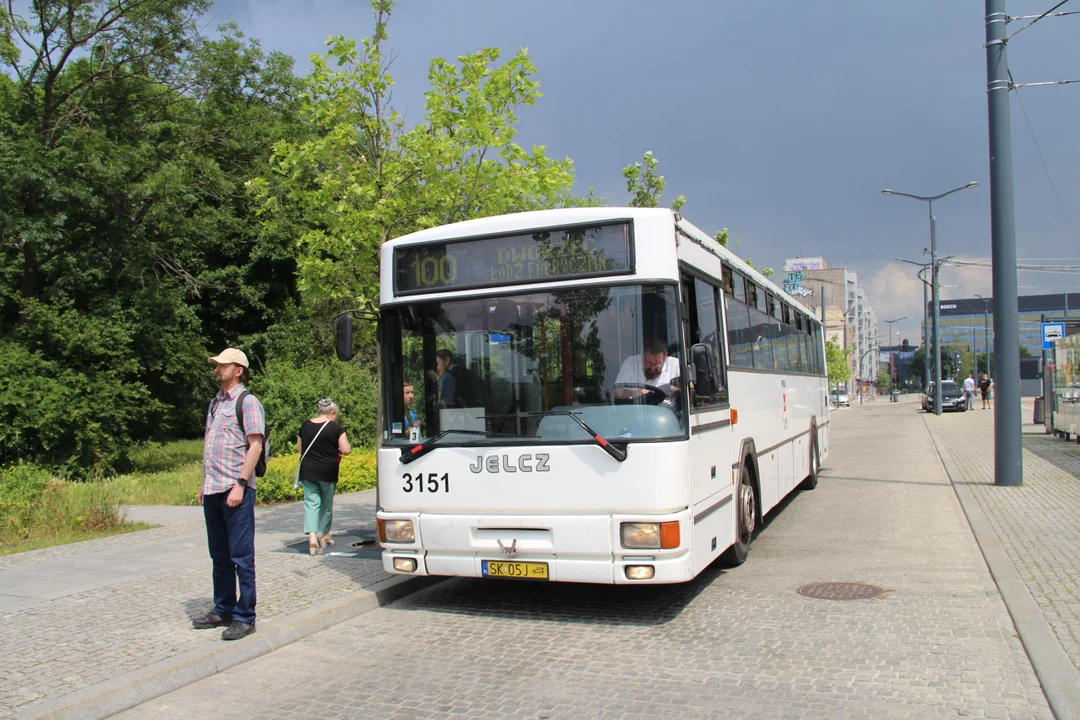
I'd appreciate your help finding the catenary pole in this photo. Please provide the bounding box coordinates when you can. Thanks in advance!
[985,0,1022,485]
[930,202,942,415]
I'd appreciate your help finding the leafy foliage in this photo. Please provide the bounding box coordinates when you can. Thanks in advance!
[256,450,377,505]
[621,151,772,275]
[0,462,128,548]
[825,339,852,386]
[622,150,684,211]
[1,1,308,472]
[250,356,379,453]
[251,0,576,312]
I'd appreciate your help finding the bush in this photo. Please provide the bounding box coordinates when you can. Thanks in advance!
[255,449,377,505]
[250,357,379,453]
[0,340,162,475]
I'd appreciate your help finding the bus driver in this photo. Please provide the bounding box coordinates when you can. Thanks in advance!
[614,339,681,402]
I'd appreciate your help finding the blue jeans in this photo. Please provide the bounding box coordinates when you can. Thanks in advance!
[203,486,256,624]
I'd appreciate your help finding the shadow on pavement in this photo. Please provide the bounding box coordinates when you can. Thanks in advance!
[1023,434,1080,478]
[390,561,729,627]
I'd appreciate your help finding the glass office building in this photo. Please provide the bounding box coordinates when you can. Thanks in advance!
[931,292,1080,357]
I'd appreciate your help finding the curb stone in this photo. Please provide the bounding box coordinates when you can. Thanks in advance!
[19,574,439,720]
[926,418,1080,720]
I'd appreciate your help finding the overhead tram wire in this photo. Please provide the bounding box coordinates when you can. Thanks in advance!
[1007,0,1072,40]
[1007,70,1079,249]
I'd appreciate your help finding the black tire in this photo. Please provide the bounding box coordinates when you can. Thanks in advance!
[721,462,757,567]
[800,429,819,490]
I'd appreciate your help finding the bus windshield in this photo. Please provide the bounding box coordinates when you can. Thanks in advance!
[382,284,686,446]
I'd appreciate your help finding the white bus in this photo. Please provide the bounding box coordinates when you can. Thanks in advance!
[344,207,829,584]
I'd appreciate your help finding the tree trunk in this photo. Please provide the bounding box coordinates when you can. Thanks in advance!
[21,242,39,301]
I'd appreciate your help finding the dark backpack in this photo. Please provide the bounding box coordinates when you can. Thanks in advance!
[235,390,269,477]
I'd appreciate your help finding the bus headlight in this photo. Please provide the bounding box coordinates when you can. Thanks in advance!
[621,522,660,549]
[380,519,415,543]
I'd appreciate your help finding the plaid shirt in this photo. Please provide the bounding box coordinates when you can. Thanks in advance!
[202,384,265,495]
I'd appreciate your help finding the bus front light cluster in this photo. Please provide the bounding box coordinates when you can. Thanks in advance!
[620,521,680,549]
[379,519,415,543]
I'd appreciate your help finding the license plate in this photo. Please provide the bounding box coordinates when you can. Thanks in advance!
[481,560,549,580]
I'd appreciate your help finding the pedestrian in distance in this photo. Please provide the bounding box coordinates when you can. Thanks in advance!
[297,398,351,555]
[979,374,993,410]
[193,348,265,641]
[963,374,976,411]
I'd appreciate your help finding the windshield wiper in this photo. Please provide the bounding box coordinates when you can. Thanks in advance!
[480,411,627,463]
[400,429,493,464]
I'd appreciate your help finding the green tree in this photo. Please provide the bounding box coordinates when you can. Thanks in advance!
[250,0,576,312]
[876,369,892,390]
[825,339,851,387]
[1,2,308,471]
[622,150,685,211]
[620,152,773,275]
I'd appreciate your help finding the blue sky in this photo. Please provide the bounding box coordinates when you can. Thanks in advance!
[209,0,1078,340]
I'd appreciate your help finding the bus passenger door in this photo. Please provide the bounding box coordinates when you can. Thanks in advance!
[682,274,734,573]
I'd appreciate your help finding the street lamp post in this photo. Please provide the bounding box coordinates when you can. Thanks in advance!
[883,317,907,397]
[975,294,991,380]
[883,182,979,416]
[896,258,949,390]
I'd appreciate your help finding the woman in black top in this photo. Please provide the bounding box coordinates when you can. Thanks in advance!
[297,398,351,555]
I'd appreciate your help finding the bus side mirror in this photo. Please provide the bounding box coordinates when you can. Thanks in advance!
[335,314,354,362]
[690,343,717,397]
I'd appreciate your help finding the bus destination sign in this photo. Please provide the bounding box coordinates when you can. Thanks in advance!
[394,222,633,295]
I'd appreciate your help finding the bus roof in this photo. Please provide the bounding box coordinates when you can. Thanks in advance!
[673,216,818,323]
[384,207,819,325]
[383,207,673,250]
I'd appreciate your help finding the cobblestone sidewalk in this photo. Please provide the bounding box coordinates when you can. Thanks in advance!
[925,409,1080,670]
[0,491,391,719]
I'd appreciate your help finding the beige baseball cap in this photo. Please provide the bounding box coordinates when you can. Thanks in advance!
[208,348,249,368]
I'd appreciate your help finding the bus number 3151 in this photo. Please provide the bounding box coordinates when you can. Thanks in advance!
[402,472,450,493]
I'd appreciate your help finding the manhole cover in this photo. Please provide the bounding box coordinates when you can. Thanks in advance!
[797,582,884,600]
[350,539,378,548]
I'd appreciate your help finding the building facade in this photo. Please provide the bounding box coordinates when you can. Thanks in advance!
[931,292,1080,359]
[783,260,878,392]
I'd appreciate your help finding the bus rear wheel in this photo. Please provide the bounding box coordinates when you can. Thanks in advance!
[722,463,756,566]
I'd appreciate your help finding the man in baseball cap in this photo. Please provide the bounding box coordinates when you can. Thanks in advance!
[194,348,264,641]
[208,348,249,368]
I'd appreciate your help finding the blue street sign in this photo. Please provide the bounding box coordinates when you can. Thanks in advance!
[1042,322,1065,351]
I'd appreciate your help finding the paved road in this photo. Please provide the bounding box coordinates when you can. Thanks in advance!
[116,403,1052,719]
[0,491,391,719]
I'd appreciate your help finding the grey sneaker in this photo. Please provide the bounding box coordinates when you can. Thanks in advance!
[192,612,231,629]
[221,620,255,641]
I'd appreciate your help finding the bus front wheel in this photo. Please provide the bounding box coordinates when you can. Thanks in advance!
[722,463,756,566]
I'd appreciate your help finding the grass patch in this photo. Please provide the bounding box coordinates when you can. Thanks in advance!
[0,463,153,554]
[103,464,202,506]
[127,439,204,473]
[0,522,154,556]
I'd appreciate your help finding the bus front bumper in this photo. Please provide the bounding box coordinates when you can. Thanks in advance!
[378,511,694,585]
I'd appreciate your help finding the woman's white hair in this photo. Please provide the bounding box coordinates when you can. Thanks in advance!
[316,398,339,416]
